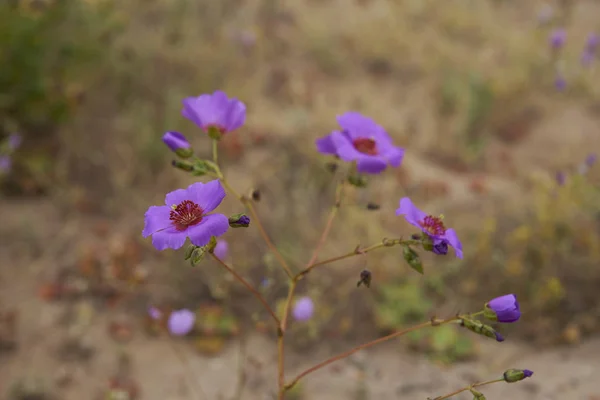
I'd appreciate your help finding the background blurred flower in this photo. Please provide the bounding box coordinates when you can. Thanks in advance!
[8,134,22,151]
[292,296,314,322]
[0,156,11,173]
[168,309,195,336]
[213,240,228,260]
[549,28,566,49]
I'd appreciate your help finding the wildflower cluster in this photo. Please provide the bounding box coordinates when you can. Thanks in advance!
[142,90,534,399]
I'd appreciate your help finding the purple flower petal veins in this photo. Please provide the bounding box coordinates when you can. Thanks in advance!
[396,197,463,259]
[485,294,521,323]
[142,180,229,251]
[168,309,196,336]
[315,112,404,174]
[182,91,246,134]
[162,131,191,152]
[292,297,314,322]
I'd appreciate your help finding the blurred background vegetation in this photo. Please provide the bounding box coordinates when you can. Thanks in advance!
[1,0,600,398]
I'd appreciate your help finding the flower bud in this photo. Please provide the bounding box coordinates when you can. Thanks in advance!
[172,159,194,172]
[461,318,504,342]
[503,369,534,383]
[190,246,207,266]
[228,213,250,228]
[347,174,368,188]
[484,294,520,323]
[356,269,372,288]
[163,131,193,158]
[403,245,423,274]
[469,388,486,400]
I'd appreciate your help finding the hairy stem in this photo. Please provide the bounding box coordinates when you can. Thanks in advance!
[284,316,459,391]
[210,253,279,324]
[212,139,219,165]
[431,378,505,400]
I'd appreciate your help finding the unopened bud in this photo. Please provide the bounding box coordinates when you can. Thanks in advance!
[184,244,197,260]
[190,246,206,266]
[347,174,368,188]
[461,318,504,342]
[356,269,372,288]
[402,245,424,274]
[251,189,261,202]
[503,369,534,383]
[469,388,486,400]
[366,202,380,210]
[172,159,194,172]
[228,213,250,228]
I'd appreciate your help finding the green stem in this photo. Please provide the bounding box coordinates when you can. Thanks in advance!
[212,139,219,165]
[432,378,505,400]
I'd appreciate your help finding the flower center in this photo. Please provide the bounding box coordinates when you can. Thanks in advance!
[169,200,204,231]
[419,215,446,236]
[352,137,378,155]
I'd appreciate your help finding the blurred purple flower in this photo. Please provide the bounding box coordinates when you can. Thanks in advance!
[585,153,597,168]
[148,306,162,320]
[581,50,595,67]
[142,180,229,250]
[549,29,566,49]
[168,309,196,336]
[315,112,404,174]
[0,156,11,173]
[555,171,566,185]
[555,75,567,91]
[396,197,463,258]
[8,134,21,151]
[292,297,314,322]
[214,240,228,260]
[485,294,521,323]
[585,33,599,52]
[182,91,246,135]
[163,131,191,152]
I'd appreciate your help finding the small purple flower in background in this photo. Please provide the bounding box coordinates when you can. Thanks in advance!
[182,91,246,135]
[142,180,229,251]
[581,51,595,67]
[585,153,597,168]
[315,112,404,174]
[585,33,599,53]
[555,171,566,185]
[484,294,521,323]
[8,134,21,151]
[148,306,162,320]
[0,156,11,173]
[292,296,314,322]
[213,240,229,260]
[549,28,566,49]
[162,131,192,157]
[396,197,463,259]
[168,309,196,336]
[554,75,567,91]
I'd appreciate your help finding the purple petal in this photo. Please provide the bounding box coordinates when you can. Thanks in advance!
[395,197,427,228]
[186,180,226,213]
[142,206,172,237]
[186,214,229,247]
[337,112,378,138]
[223,99,246,131]
[151,228,188,250]
[383,146,405,168]
[356,156,388,174]
[168,309,196,336]
[443,228,463,259]
[315,133,338,155]
[292,297,314,322]
[162,131,190,151]
[214,240,229,260]
[332,132,362,162]
[523,369,534,378]
[165,188,190,207]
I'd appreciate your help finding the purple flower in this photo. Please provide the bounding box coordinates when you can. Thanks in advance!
[8,134,21,151]
[396,197,463,259]
[585,153,597,168]
[549,28,566,49]
[581,50,595,67]
[182,91,246,135]
[555,171,566,185]
[142,180,229,251]
[292,297,314,322]
[555,75,567,91]
[148,306,162,320]
[315,112,404,174]
[214,240,228,260]
[523,369,534,378]
[162,131,192,157]
[504,368,534,383]
[585,33,599,52]
[0,156,11,173]
[494,332,505,342]
[168,309,196,336]
[485,294,521,323]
